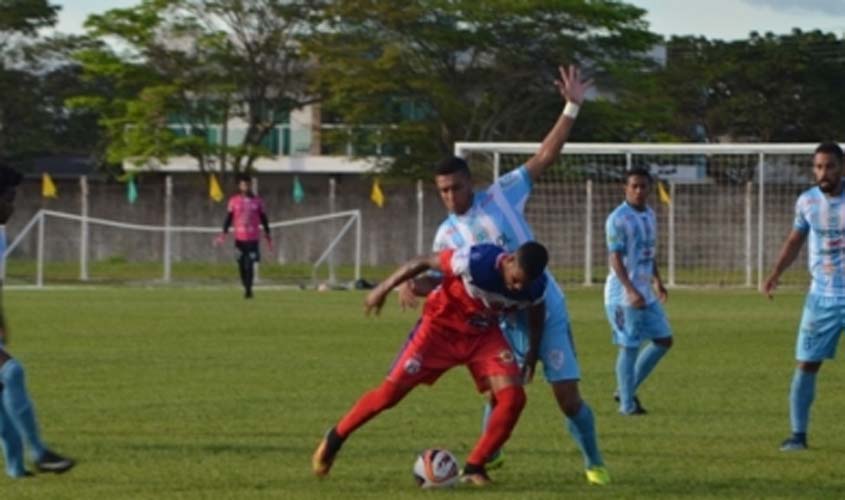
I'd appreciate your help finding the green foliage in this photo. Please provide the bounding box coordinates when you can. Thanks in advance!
[659,30,845,142]
[0,0,58,38]
[0,0,103,164]
[307,0,659,177]
[72,0,320,179]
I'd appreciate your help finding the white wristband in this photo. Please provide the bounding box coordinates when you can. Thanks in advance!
[563,102,580,119]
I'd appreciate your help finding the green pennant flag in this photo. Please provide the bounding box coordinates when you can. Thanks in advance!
[293,175,304,204]
[127,176,138,204]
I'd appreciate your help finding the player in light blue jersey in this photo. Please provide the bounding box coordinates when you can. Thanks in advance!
[398,66,609,486]
[604,167,671,416]
[763,142,845,452]
[0,164,74,478]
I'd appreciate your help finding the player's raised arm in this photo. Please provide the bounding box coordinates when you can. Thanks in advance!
[762,229,808,299]
[523,65,594,182]
[365,253,442,316]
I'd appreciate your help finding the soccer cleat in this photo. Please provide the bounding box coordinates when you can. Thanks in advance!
[312,428,345,477]
[585,465,611,486]
[35,450,75,474]
[614,391,647,415]
[460,464,492,487]
[780,435,808,452]
[312,438,334,477]
[484,449,505,471]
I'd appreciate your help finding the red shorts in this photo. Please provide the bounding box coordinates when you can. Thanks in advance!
[386,318,519,392]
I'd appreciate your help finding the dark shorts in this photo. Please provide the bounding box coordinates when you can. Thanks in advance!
[235,240,260,263]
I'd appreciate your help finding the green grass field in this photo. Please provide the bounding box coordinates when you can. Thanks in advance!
[3,286,845,499]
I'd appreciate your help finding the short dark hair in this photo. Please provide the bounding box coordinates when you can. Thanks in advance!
[626,166,652,184]
[815,142,844,163]
[0,164,23,194]
[434,156,471,177]
[236,173,252,183]
[515,241,548,282]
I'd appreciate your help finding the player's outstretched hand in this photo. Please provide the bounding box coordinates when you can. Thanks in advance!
[364,289,388,316]
[213,233,226,247]
[554,65,594,106]
[398,282,419,310]
[762,275,778,300]
[264,234,274,253]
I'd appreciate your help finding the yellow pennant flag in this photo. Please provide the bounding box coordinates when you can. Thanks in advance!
[209,174,224,202]
[42,173,58,199]
[370,178,385,208]
[657,181,672,205]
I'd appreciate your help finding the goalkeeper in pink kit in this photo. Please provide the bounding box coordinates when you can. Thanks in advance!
[216,174,272,298]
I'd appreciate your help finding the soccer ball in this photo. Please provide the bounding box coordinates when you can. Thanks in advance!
[412,449,460,489]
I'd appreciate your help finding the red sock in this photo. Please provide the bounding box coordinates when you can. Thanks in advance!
[336,380,411,438]
[467,385,526,466]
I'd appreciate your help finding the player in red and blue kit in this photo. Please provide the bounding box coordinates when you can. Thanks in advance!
[312,242,549,486]
[216,174,272,298]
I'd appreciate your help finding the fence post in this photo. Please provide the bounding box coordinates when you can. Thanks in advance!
[745,180,753,287]
[36,212,45,288]
[163,175,172,282]
[584,179,593,286]
[757,153,765,291]
[328,176,337,284]
[355,210,362,283]
[79,175,89,281]
[416,179,424,254]
[668,182,676,287]
[493,152,500,180]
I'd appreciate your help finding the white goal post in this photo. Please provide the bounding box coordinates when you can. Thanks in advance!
[3,208,362,288]
[454,142,826,289]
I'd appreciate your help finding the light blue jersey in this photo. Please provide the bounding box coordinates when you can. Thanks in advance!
[794,186,845,297]
[432,166,579,382]
[792,185,845,361]
[604,202,658,306]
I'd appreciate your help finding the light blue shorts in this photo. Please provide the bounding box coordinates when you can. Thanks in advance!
[501,283,580,383]
[796,294,845,362]
[605,301,672,348]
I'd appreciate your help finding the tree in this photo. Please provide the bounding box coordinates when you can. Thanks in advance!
[658,31,845,143]
[71,0,321,178]
[307,0,659,176]
[0,1,102,163]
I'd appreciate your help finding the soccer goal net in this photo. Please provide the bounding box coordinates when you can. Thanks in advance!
[2,209,361,288]
[455,142,820,288]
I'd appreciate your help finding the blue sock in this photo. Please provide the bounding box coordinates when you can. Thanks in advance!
[0,360,46,460]
[0,401,26,478]
[789,369,817,435]
[633,343,669,393]
[565,403,603,468]
[616,347,638,413]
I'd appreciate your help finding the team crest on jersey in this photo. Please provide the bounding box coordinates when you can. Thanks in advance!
[498,350,516,365]
[548,350,565,370]
[404,355,422,375]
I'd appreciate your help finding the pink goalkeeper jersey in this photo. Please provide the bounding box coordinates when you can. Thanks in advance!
[228,194,266,241]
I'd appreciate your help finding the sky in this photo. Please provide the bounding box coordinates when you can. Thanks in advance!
[53,0,845,40]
